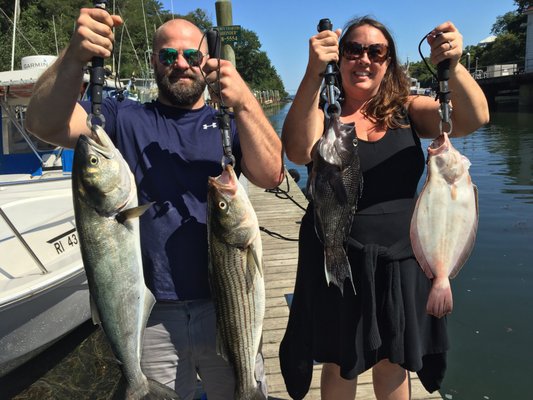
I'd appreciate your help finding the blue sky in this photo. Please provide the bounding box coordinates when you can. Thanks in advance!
[160,0,518,94]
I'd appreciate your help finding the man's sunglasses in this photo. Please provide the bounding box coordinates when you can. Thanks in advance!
[341,42,389,63]
[157,48,204,67]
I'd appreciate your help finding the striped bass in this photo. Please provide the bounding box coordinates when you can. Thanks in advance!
[207,164,266,400]
[72,125,180,399]
[410,132,479,318]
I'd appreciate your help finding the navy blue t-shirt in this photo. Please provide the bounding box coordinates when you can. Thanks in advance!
[81,98,242,301]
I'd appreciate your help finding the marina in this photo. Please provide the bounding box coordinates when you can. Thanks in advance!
[1,1,532,398]
[0,171,441,400]
[1,103,532,399]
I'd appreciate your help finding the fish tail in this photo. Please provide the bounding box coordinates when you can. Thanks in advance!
[242,385,267,400]
[145,378,182,399]
[324,246,355,296]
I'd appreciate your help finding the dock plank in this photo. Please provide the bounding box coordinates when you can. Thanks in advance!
[248,175,442,400]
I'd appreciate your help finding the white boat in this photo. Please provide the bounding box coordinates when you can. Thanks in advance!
[0,57,117,376]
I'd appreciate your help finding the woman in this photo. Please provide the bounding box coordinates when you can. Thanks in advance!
[279,16,488,400]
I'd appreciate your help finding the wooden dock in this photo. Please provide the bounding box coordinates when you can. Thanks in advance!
[247,176,442,400]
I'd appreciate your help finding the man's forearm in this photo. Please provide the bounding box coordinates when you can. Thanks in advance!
[25,51,89,148]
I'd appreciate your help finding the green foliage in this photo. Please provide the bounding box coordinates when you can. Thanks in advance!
[234,29,287,97]
[491,11,527,36]
[479,32,525,66]
[514,0,532,13]
[0,0,286,95]
[406,59,436,88]
[409,1,528,83]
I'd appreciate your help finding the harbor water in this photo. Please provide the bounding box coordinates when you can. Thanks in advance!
[265,103,533,399]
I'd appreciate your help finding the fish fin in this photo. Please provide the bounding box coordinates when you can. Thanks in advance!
[139,287,156,355]
[473,184,479,217]
[449,210,478,279]
[116,202,154,224]
[146,378,181,399]
[449,184,479,279]
[328,172,349,205]
[244,386,267,400]
[313,206,326,244]
[324,246,355,296]
[409,203,435,280]
[249,242,263,277]
[89,294,101,325]
[216,329,230,362]
[118,377,180,399]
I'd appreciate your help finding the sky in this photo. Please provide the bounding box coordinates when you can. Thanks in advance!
[160,0,518,94]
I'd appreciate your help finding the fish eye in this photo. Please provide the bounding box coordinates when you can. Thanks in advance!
[89,155,99,165]
[218,201,227,210]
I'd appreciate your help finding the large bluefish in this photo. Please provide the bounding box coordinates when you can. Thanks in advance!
[207,164,266,400]
[72,125,180,399]
[307,116,362,295]
[410,132,479,317]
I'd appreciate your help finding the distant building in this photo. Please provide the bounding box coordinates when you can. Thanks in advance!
[478,35,497,46]
[526,6,533,73]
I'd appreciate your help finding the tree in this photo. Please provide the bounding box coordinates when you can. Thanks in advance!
[233,28,287,97]
[406,59,436,89]
[514,0,532,13]
[0,1,287,97]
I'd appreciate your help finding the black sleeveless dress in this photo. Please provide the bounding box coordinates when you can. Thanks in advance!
[279,120,448,400]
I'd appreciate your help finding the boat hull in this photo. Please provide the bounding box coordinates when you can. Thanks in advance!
[0,269,90,376]
[0,177,90,376]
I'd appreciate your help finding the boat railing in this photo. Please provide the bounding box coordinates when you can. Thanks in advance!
[0,207,48,275]
[0,174,71,187]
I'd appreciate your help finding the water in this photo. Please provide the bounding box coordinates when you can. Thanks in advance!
[265,104,533,399]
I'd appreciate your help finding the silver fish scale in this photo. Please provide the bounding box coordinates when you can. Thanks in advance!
[209,237,264,399]
[308,117,362,295]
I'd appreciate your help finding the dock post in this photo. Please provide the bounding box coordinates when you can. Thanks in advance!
[215,0,236,67]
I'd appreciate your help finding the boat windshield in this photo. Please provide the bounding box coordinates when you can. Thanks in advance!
[1,103,55,156]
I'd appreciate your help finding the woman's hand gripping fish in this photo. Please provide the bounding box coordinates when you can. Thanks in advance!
[410,132,479,318]
[307,115,363,295]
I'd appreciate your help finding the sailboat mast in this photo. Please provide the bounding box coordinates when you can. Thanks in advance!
[10,0,20,70]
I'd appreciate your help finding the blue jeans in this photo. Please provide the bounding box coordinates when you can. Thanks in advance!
[141,299,267,400]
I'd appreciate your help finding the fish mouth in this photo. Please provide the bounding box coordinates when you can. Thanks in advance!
[79,125,116,159]
[208,164,238,195]
[428,133,450,156]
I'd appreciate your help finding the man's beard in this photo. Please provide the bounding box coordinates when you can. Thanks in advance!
[155,69,206,107]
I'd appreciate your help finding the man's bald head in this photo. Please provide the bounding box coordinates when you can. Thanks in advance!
[152,19,207,54]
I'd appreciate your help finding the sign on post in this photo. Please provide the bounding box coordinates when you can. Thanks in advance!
[215,25,241,45]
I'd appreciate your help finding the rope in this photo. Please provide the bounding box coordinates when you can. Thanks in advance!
[259,172,307,242]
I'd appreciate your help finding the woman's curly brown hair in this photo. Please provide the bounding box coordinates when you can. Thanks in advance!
[338,16,411,129]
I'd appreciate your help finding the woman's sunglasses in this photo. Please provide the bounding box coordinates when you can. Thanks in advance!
[341,42,389,63]
[157,48,204,67]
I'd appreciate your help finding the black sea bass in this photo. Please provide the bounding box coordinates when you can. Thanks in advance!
[72,125,180,400]
[308,116,362,295]
[410,132,479,318]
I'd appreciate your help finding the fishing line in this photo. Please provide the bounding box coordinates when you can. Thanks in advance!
[198,30,224,108]
[260,173,307,242]
[265,173,307,212]
[259,226,298,242]
[417,30,439,82]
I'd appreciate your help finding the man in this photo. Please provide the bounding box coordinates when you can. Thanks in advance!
[25,8,283,400]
